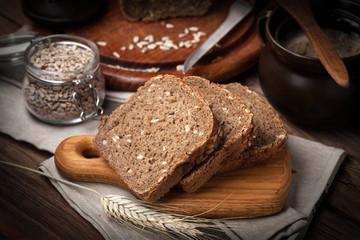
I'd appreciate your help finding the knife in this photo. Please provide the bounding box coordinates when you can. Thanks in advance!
[183,0,253,74]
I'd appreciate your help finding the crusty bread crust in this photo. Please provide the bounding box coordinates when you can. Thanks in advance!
[119,0,212,22]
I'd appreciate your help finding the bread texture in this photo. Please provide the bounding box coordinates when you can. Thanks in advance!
[179,77,254,192]
[94,75,220,202]
[119,0,212,22]
[217,83,288,173]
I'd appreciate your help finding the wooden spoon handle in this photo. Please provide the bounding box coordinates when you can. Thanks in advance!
[277,0,349,88]
[54,135,129,189]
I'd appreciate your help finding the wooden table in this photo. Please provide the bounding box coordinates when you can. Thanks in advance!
[1,1,360,239]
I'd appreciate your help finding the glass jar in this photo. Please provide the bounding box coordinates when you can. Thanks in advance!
[23,34,105,124]
[0,31,38,81]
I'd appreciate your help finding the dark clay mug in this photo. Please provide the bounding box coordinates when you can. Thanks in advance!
[257,0,360,126]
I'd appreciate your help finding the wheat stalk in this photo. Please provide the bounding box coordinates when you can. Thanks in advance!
[0,160,225,239]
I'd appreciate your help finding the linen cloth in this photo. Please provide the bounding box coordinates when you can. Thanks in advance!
[0,76,346,240]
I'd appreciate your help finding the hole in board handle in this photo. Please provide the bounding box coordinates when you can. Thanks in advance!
[82,148,100,159]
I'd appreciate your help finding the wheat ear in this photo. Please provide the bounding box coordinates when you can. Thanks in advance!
[0,160,225,239]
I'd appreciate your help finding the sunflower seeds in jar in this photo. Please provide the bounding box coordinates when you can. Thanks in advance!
[23,34,105,124]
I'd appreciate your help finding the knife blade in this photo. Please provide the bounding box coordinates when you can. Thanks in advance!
[183,1,253,74]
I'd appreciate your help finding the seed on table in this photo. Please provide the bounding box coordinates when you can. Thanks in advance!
[133,36,140,43]
[113,51,120,58]
[97,41,107,47]
[147,44,157,50]
[165,23,175,29]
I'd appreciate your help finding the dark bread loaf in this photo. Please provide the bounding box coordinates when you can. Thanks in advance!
[217,82,288,174]
[119,0,212,22]
[179,76,254,193]
[94,75,220,202]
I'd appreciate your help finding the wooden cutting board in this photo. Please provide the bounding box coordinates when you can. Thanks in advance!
[64,0,263,91]
[54,135,291,218]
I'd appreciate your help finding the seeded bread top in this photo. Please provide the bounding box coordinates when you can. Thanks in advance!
[224,83,287,151]
[184,76,253,151]
[179,76,254,192]
[219,83,288,172]
[94,75,219,202]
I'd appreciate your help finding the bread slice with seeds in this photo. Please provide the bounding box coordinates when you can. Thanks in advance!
[94,75,220,202]
[217,82,288,174]
[178,76,254,193]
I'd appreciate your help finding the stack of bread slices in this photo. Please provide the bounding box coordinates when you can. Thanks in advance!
[94,74,287,202]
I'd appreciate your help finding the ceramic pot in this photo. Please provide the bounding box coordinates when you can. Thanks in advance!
[257,0,360,126]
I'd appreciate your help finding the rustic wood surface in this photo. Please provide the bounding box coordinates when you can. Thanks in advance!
[54,135,291,218]
[63,0,262,91]
[1,0,360,239]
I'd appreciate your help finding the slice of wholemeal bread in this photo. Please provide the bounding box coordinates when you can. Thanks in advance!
[94,75,220,202]
[178,76,254,193]
[217,82,288,174]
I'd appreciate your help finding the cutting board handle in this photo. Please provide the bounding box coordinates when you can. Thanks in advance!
[54,135,129,189]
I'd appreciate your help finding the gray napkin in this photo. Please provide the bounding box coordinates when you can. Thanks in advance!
[0,78,346,240]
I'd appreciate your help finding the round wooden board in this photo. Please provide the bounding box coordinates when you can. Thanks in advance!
[65,0,263,91]
[55,135,291,218]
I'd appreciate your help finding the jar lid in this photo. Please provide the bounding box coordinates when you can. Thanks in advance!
[0,32,39,66]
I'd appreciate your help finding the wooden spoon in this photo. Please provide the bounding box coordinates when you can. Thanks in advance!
[277,0,349,88]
